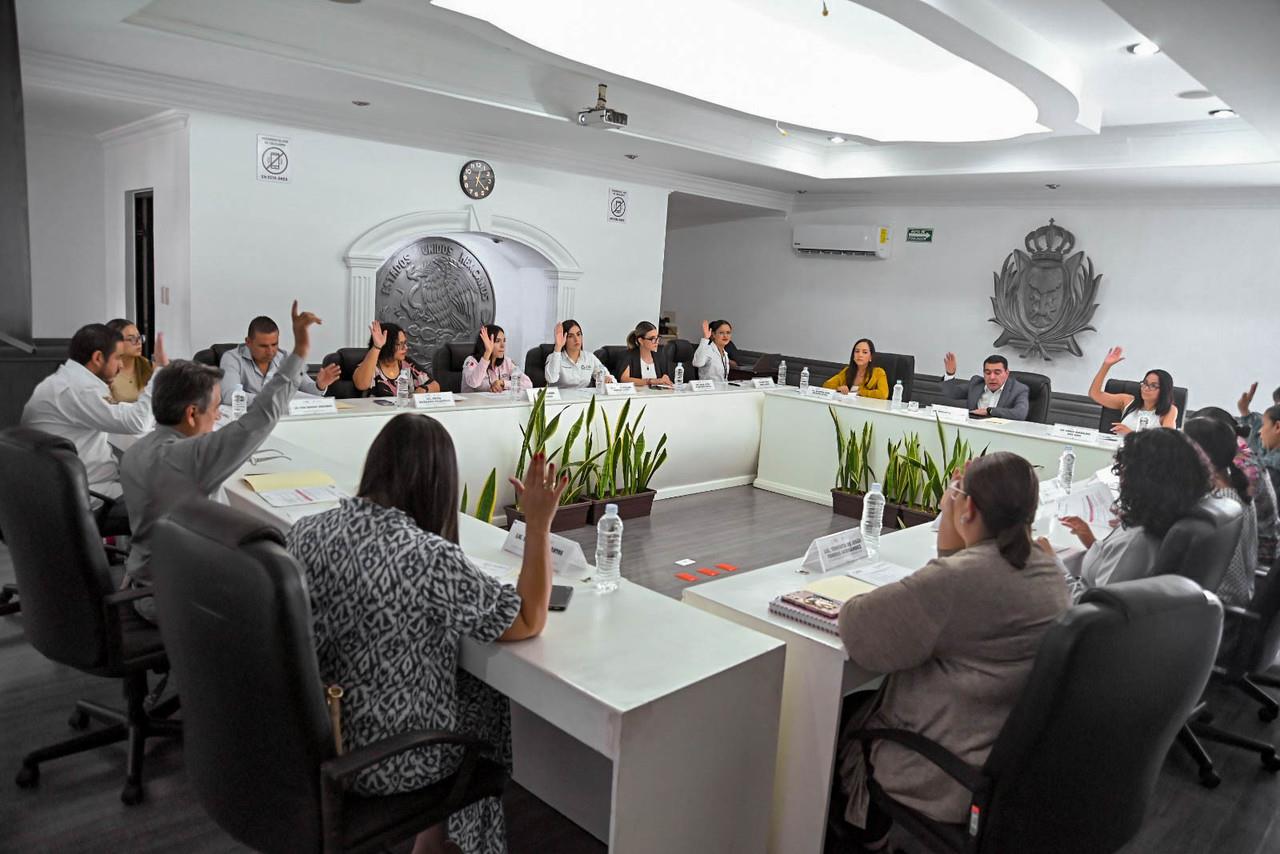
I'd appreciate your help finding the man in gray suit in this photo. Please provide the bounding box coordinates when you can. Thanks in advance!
[939,352,1030,420]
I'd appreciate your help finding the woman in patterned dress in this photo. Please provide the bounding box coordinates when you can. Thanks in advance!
[287,414,565,854]
[354,320,440,396]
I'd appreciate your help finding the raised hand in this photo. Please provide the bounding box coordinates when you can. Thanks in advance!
[1058,515,1096,548]
[153,332,169,367]
[316,362,342,391]
[1240,381,1258,416]
[554,324,566,352]
[369,320,387,349]
[290,300,323,360]
[702,320,712,340]
[1102,346,1125,367]
[508,452,568,532]
[479,326,494,358]
[943,352,957,376]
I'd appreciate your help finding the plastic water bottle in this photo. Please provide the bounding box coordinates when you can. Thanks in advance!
[674,362,685,390]
[510,366,523,399]
[891,380,904,408]
[861,482,885,559]
[230,384,247,420]
[799,366,810,395]
[595,368,606,393]
[595,504,623,594]
[777,359,787,387]
[1058,446,1077,494]
[395,368,411,407]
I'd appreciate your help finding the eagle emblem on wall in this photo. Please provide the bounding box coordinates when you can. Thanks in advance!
[989,219,1101,361]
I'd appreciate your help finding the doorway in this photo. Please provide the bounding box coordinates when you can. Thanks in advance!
[128,190,155,356]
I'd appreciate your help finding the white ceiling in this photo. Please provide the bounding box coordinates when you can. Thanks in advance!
[14,0,1280,211]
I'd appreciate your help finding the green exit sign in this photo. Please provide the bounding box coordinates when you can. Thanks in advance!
[906,227,934,243]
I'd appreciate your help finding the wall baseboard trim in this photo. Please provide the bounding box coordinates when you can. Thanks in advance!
[656,475,756,501]
[751,479,831,507]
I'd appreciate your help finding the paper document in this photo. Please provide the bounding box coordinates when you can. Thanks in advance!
[469,556,519,585]
[805,574,876,602]
[1051,479,1117,527]
[256,484,346,508]
[244,470,336,492]
[846,560,915,587]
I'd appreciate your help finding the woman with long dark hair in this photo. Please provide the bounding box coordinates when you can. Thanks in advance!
[691,319,735,383]
[461,324,531,394]
[831,452,1068,846]
[544,318,611,388]
[1184,416,1258,608]
[105,318,155,403]
[1195,406,1278,568]
[1088,346,1178,434]
[287,415,566,854]
[619,320,672,387]
[822,337,889,398]
[353,320,439,397]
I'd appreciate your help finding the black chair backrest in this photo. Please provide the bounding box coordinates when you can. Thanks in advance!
[523,343,555,388]
[320,347,371,399]
[665,339,697,379]
[1010,370,1052,423]
[978,576,1221,853]
[875,352,916,402]
[1245,554,1280,673]
[152,500,333,853]
[594,345,632,378]
[432,342,478,394]
[1149,496,1244,592]
[1098,378,1188,433]
[193,342,239,368]
[0,427,116,670]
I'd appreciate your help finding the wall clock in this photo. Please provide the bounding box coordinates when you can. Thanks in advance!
[459,159,495,199]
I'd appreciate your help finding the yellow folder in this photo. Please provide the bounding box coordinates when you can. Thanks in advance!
[243,470,336,493]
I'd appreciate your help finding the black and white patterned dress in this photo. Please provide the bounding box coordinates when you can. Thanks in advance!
[287,498,522,854]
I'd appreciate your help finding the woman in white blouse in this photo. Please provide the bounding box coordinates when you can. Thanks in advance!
[544,319,612,389]
[691,319,734,383]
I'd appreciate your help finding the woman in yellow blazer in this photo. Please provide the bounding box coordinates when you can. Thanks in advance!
[824,338,889,398]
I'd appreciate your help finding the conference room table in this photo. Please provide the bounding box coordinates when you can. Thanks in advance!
[223,437,786,854]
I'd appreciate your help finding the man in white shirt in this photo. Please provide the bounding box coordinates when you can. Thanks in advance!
[218,315,340,401]
[939,352,1030,420]
[21,323,169,534]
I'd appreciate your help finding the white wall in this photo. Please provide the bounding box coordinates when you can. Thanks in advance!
[447,232,552,368]
[186,112,670,361]
[662,203,1280,408]
[25,128,106,337]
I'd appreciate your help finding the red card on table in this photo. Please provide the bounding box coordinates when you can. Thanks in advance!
[715,563,738,572]
[697,567,719,577]
[675,572,698,582]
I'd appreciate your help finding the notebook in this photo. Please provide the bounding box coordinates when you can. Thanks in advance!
[768,575,877,635]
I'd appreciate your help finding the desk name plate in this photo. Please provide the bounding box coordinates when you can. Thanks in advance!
[527,387,562,402]
[687,379,716,392]
[288,397,338,416]
[414,392,456,409]
[502,521,590,575]
[800,528,868,574]
[804,387,837,401]
[747,377,776,389]
[932,404,969,423]
[605,382,637,396]
[1049,423,1100,443]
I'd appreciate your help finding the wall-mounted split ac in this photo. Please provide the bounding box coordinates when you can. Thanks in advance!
[792,225,891,259]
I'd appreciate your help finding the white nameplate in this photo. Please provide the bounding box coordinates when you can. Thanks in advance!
[605,382,637,396]
[288,397,338,416]
[688,379,716,392]
[906,401,920,412]
[1049,423,1099,442]
[527,387,561,402]
[805,387,837,400]
[800,528,868,574]
[413,392,456,409]
[502,520,590,576]
[932,404,969,423]
[748,377,776,389]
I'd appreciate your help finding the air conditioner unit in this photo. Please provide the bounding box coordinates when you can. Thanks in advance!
[792,224,891,259]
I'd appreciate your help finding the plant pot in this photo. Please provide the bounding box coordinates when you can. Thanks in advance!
[830,488,866,520]
[898,506,938,528]
[591,489,657,522]
[504,499,594,532]
[880,500,905,530]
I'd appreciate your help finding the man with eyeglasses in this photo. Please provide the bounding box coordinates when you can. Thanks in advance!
[938,352,1030,420]
[22,323,170,535]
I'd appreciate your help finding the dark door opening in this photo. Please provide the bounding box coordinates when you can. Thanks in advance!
[131,190,155,356]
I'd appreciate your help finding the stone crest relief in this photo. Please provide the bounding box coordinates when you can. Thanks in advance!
[375,237,495,373]
[989,219,1101,361]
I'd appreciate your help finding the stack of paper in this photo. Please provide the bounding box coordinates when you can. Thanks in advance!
[243,470,346,509]
[846,560,915,587]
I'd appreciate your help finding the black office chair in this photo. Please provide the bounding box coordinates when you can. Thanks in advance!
[594,345,632,378]
[523,343,555,388]
[665,339,698,379]
[0,427,180,805]
[192,342,238,368]
[151,500,506,854]
[432,342,478,394]
[320,347,373,399]
[0,583,17,616]
[875,352,917,402]
[850,576,1221,854]
[1244,556,1280,720]
[1010,370,1053,424]
[1097,379,1188,433]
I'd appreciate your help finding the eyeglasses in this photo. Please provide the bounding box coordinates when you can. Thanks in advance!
[122,335,142,344]
[1140,381,1161,390]
[642,335,659,342]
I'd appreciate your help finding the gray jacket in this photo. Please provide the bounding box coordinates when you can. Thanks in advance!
[122,353,303,585]
[940,375,1030,420]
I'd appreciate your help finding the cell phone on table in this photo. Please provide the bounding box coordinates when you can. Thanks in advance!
[372,399,395,407]
[549,585,574,611]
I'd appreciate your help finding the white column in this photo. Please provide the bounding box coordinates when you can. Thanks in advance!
[346,259,380,346]
[546,268,582,322]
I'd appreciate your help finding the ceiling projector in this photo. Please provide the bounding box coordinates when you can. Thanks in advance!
[577,83,628,129]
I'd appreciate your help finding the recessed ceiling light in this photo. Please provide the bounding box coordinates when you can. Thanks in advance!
[829,135,846,144]
[1125,40,1160,56]
[624,153,639,159]
[1044,183,1061,190]
[351,100,371,106]
[1177,89,1214,100]
[1209,108,1238,119]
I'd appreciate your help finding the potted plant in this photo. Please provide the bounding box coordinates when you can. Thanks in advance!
[591,398,668,520]
[460,468,498,525]
[503,390,599,531]
[915,416,986,523]
[829,407,874,519]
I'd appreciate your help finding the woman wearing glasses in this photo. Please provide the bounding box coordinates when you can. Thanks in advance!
[545,319,612,389]
[106,318,155,403]
[1088,346,1179,434]
[619,321,673,387]
[691,319,735,384]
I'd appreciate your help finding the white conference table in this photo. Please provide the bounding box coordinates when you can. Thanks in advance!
[682,512,1081,854]
[223,437,786,854]
[755,389,1120,506]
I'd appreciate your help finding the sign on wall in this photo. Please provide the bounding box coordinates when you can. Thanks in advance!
[257,134,291,183]
[906,227,933,243]
[608,188,628,223]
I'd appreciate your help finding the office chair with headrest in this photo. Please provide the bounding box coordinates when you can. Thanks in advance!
[523,343,555,388]
[1097,379,1189,433]
[874,352,917,403]
[0,427,181,805]
[431,342,477,394]
[193,342,239,368]
[849,576,1221,854]
[594,345,632,378]
[1009,371,1053,424]
[319,348,374,399]
[151,500,507,854]
[665,339,698,379]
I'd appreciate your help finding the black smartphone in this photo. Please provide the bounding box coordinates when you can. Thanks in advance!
[372,399,395,407]
[549,585,574,611]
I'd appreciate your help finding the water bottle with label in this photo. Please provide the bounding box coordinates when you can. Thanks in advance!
[230,384,248,420]
[595,367,606,393]
[674,362,685,391]
[891,380,904,408]
[799,366,810,395]
[861,482,885,559]
[1058,445,1077,494]
[595,503,623,594]
[777,359,787,387]
[395,368,411,407]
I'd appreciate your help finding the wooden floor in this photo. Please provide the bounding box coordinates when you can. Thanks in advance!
[2,485,1279,852]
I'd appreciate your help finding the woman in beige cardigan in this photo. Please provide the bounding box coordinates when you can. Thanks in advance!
[833,452,1069,847]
